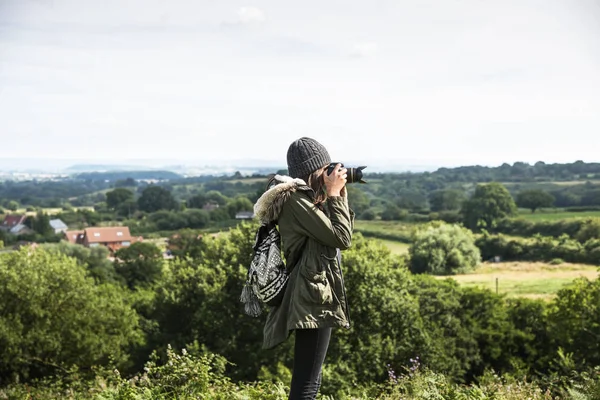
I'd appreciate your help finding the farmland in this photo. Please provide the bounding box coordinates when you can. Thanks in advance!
[442,261,599,300]
[517,208,600,221]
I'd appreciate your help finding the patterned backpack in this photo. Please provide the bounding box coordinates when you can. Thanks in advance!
[240,221,289,317]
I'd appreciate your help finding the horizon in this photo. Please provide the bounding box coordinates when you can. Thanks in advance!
[1,0,599,166]
[1,156,599,176]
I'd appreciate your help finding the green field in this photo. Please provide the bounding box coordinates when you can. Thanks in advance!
[441,261,599,299]
[354,220,414,243]
[517,209,600,221]
[377,239,410,255]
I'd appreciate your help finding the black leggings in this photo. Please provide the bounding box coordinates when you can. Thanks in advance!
[289,328,332,400]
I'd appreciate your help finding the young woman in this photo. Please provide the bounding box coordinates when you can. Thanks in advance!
[254,137,354,399]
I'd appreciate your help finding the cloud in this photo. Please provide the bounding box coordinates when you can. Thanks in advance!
[237,7,266,25]
[349,41,378,58]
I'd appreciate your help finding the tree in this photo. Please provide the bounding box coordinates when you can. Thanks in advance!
[42,241,120,284]
[205,190,228,206]
[137,186,177,213]
[461,183,517,230]
[114,242,164,289]
[0,248,142,382]
[409,222,481,275]
[187,193,207,209]
[381,203,404,221]
[516,189,555,213]
[27,211,52,236]
[225,196,254,218]
[429,189,466,212]
[7,201,18,212]
[106,188,134,210]
[346,186,371,216]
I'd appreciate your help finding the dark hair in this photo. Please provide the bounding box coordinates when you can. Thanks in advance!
[300,165,328,205]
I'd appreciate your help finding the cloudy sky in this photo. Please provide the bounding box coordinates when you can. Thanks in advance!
[1,0,599,169]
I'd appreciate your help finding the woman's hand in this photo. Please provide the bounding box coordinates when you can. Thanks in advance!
[323,163,347,197]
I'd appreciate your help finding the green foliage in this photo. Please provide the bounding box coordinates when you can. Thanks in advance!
[106,188,135,210]
[516,189,555,213]
[138,186,178,213]
[347,186,371,216]
[0,248,142,383]
[475,232,600,265]
[41,241,120,284]
[6,201,19,212]
[429,189,466,212]
[29,211,52,235]
[409,222,481,275]
[114,242,164,289]
[462,183,517,230]
[548,278,600,368]
[493,217,600,242]
[322,236,427,396]
[150,222,287,382]
[381,203,405,221]
[225,196,254,218]
[187,193,207,208]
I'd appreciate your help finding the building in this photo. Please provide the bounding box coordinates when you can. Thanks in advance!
[9,224,34,235]
[64,226,137,255]
[1,214,27,232]
[64,230,85,244]
[235,211,255,220]
[49,219,68,234]
[202,202,220,211]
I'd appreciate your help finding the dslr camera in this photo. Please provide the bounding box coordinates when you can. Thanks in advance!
[326,163,367,184]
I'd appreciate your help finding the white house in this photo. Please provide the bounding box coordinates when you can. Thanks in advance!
[49,219,68,234]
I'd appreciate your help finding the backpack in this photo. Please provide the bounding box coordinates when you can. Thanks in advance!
[240,221,289,317]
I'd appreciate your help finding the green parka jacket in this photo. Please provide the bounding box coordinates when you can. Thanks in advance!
[253,175,355,349]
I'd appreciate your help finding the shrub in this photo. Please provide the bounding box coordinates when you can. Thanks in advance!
[409,222,481,275]
[475,232,600,265]
[0,248,143,383]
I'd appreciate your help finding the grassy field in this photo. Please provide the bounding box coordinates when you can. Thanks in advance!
[354,220,415,243]
[442,261,599,300]
[377,239,410,255]
[13,206,95,217]
[517,209,600,221]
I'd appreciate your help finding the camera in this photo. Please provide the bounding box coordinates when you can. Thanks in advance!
[326,163,367,184]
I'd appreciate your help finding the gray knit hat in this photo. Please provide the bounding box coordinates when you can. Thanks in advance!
[286,137,331,179]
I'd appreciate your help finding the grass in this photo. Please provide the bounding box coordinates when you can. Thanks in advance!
[354,220,415,243]
[517,209,600,221]
[443,261,599,300]
[377,239,410,255]
[13,206,95,217]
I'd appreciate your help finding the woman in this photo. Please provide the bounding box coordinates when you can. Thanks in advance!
[254,137,354,399]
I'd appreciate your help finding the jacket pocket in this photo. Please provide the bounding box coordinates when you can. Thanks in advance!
[300,260,334,305]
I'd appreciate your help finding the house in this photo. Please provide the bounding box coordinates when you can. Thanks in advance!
[1,214,27,232]
[64,230,85,244]
[235,211,255,220]
[9,224,34,235]
[80,227,136,255]
[202,202,220,211]
[49,219,68,234]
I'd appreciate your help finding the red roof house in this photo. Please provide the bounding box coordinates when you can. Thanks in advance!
[1,214,27,231]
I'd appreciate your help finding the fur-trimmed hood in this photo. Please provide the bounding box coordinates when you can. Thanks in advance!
[253,175,312,224]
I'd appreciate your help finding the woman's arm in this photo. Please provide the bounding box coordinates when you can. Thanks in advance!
[287,192,354,250]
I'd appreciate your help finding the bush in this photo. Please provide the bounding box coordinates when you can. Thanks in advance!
[475,232,600,265]
[493,217,600,242]
[0,248,143,383]
[409,222,481,275]
[360,209,376,220]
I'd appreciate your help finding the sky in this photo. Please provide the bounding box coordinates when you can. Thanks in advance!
[1,0,599,170]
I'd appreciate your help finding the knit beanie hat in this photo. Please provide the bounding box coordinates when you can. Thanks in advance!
[286,137,331,179]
